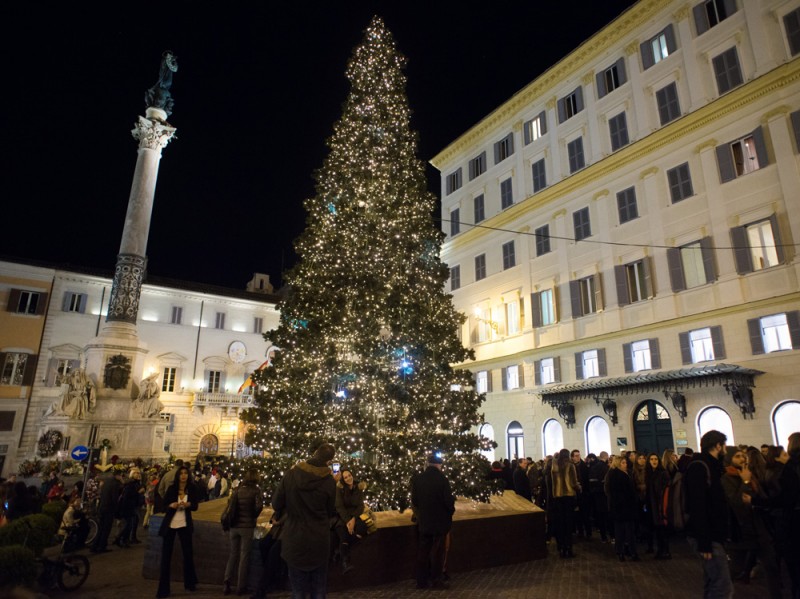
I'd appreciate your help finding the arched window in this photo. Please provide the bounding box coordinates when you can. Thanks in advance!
[542,418,564,458]
[586,416,611,456]
[507,421,525,460]
[479,423,496,463]
[199,433,219,455]
[697,406,735,447]
[773,401,800,448]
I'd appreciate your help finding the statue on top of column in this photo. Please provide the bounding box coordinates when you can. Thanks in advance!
[144,51,178,116]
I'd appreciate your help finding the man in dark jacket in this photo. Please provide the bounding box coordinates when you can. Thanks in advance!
[685,430,732,598]
[588,452,610,542]
[91,471,123,553]
[571,449,592,538]
[272,443,337,598]
[513,458,532,501]
[410,454,456,590]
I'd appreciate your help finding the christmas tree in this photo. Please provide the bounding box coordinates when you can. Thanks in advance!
[242,16,492,510]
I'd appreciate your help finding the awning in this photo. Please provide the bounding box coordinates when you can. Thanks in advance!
[537,363,764,406]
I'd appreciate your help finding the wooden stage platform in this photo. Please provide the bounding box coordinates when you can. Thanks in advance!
[142,491,546,590]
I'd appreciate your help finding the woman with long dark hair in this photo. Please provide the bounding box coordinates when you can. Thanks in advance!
[550,448,579,558]
[223,469,263,596]
[157,466,199,598]
[334,469,368,573]
[646,453,671,559]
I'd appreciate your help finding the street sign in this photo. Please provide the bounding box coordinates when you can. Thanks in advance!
[71,445,90,461]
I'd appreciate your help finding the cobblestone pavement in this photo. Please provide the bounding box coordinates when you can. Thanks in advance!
[33,531,785,599]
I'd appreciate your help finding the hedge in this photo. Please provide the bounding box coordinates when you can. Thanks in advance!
[0,545,37,588]
[0,513,59,556]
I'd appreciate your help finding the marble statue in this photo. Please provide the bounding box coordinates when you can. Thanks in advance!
[49,368,97,420]
[134,372,164,418]
[144,51,178,116]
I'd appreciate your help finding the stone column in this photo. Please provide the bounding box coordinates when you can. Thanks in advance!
[104,108,176,336]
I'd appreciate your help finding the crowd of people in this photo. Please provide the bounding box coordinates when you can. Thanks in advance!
[492,430,800,598]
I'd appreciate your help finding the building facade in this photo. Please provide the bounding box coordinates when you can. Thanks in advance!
[433,0,800,461]
[1,259,280,477]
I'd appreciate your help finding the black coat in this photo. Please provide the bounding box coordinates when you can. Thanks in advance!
[158,482,200,536]
[272,460,336,570]
[230,481,263,529]
[335,482,365,523]
[589,460,609,513]
[513,467,532,501]
[97,475,122,514]
[606,467,637,521]
[685,452,728,553]
[410,466,455,536]
[117,480,141,517]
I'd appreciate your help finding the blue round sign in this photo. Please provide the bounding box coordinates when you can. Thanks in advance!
[70,445,90,461]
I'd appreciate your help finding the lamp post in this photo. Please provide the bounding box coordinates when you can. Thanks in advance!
[229,422,238,458]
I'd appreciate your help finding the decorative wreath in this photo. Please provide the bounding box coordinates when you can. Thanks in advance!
[37,429,64,457]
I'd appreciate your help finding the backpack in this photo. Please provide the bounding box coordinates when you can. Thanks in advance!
[670,459,710,531]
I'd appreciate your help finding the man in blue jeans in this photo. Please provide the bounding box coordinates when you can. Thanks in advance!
[685,430,733,598]
[272,443,337,599]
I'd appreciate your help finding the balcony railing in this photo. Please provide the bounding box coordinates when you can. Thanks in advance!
[191,392,254,414]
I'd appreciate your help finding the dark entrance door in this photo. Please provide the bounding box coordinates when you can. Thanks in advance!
[632,400,674,455]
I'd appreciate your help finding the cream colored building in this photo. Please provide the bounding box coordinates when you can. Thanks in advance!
[433,0,800,460]
[1,259,280,475]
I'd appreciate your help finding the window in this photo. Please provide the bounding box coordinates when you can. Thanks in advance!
[570,274,603,318]
[449,265,461,291]
[524,111,547,144]
[717,127,768,182]
[473,194,485,224]
[502,241,516,270]
[505,298,523,335]
[253,317,263,334]
[474,254,486,281]
[507,421,525,460]
[680,326,725,364]
[543,419,564,457]
[206,370,222,393]
[785,8,800,56]
[615,258,653,305]
[494,133,514,164]
[535,357,560,385]
[479,423,496,462]
[558,87,584,123]
[567,137,585,173]
[667,162,694,203]
[473,307,493,343]
[749,312,800,354]
[62,292,87,313]
[697,406,735,447]
[500,178,513,209]
[573,206,591,240]
[623,339,661,373]
[531,159,547,193]
[576,348,606,379]
[446,168,462,195]
[0,411,15,432]
[532,288,557,327]
[535,225,550,256]
[475,370,491,394]
[609,112,630,151]
[468,153,486,180]
[596,58,627,98]
[7,290,44,315]
[503,365,523,391]
[667,237,716,291]
[586,416,612,456]
[694,0,738,35]
[712,47,743,95]
[162,367,177,393]
[1,353,28,386]
[449,208,460,237]
[50,358,79,386]
[656,82,681,125]
[616,186,638,224]
[170,306,183,325]
[773,401,800,448]
[214,312,226,330]
[641,25,677,69]
[730,214,784,273]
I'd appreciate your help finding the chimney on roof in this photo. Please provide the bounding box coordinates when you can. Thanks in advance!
[247,273,274,294]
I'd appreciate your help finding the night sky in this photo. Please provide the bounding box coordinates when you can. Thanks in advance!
[2,1,637,290]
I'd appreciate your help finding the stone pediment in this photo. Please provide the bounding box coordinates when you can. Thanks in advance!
[48,343,83,358]
[202,356,228,370]
[157,352,188,366]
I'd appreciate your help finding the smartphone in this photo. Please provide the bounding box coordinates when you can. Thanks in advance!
[332,463,340,474]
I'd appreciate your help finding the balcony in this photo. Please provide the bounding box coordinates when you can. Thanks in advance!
[191,392,254,415]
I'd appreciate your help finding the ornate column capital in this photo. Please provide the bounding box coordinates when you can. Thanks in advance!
[673,4,691,21]
[132,115,177,151]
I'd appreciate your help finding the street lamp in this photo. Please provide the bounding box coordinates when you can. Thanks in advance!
[229,422,238,458]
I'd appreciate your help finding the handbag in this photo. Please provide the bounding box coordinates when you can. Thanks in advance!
[358,507,377,535]
[220,489,239,532]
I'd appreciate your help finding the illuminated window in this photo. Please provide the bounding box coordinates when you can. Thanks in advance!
[697,406,735,446]
[507,421,525,460]
[1,353,28,386]
[543,419,564,457]
[680,326,725,364]
[749,312,799,354]
[586,416,611,456]
[773,401,800,448]
[162,367,177,393]
[524,112,547,144]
